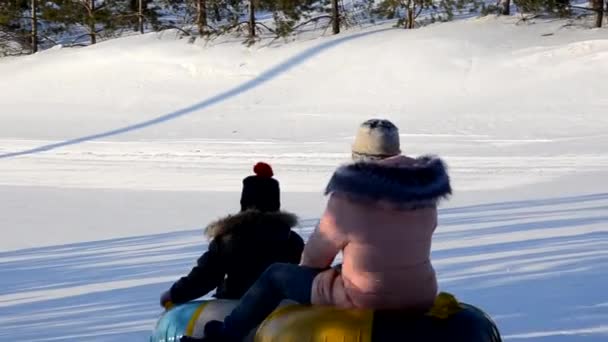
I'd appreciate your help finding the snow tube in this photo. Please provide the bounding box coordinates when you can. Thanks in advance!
[150,293,502,342]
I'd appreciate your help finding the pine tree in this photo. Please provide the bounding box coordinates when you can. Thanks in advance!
[42,1,133,45]
[0,1,34,54]
[257,0,319,37]
[513,0,570,17]
[377,0,480,28]
[207,0,243,25]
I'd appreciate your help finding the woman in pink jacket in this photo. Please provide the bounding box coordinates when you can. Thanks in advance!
[190,119,452,342]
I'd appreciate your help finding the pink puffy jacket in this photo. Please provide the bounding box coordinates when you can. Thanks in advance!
[300,155,451,312]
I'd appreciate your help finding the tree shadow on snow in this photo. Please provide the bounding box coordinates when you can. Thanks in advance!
[0,193,607,341]
[434,192,608,341]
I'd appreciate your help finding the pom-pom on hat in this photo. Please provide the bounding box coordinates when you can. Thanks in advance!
[240,162,280,212]
[253,162,274,178]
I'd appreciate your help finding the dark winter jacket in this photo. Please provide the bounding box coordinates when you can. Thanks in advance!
[169,210,304,304]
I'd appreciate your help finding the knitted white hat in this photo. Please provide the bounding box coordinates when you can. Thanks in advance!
[351,119,401,161]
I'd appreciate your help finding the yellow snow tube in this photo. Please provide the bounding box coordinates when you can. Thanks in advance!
[255,303,373,342]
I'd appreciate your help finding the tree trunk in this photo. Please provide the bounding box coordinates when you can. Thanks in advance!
[248,0,255,38]
[89,0,96,44]
[593,0,604,27]
[331,0,340,34]
[138,0,144,34]
[196,0,208,35]
[31,0,38,53]
[501,0,511,15]
[406,2,414,29]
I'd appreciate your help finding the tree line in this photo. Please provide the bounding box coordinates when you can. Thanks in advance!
[1,0,606,56]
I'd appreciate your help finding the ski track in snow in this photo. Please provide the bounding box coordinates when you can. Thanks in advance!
[2,136,608,192]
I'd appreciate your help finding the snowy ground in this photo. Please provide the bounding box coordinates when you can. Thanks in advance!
[1,16,607,341]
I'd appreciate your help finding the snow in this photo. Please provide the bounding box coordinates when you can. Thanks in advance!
[1,16,607,341]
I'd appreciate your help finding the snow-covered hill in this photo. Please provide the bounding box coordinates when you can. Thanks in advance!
[0,17,607,341]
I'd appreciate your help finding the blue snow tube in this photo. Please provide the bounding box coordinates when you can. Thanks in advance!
[150,293,502,342]
[150,301,203,342]
[150,299,245,342]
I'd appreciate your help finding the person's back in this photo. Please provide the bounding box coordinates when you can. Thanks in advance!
[312,156,447,311]
[302,120,452,312]
[342,204,438,309]
[208,209,303,299]
[160,162,304,307]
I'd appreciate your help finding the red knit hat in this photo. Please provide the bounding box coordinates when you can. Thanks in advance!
[253,162,274,178]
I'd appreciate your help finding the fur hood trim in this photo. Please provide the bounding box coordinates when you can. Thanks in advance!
[205,210,298,238]
[324,155,452,208]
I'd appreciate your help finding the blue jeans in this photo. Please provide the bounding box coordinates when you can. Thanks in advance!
[220,263,323,340]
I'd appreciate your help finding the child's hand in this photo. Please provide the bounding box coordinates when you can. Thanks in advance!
[160,290,172,309]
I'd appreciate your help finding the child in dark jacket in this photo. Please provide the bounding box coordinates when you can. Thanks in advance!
[160,162,305,308]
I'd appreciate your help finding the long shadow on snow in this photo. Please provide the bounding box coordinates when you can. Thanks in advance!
[0,27,393,159]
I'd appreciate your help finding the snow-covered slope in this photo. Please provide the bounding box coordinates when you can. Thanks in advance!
[0,17,607,341]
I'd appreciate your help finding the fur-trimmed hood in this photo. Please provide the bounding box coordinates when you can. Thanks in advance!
[324,155,452,208]
[205,210,299,238]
